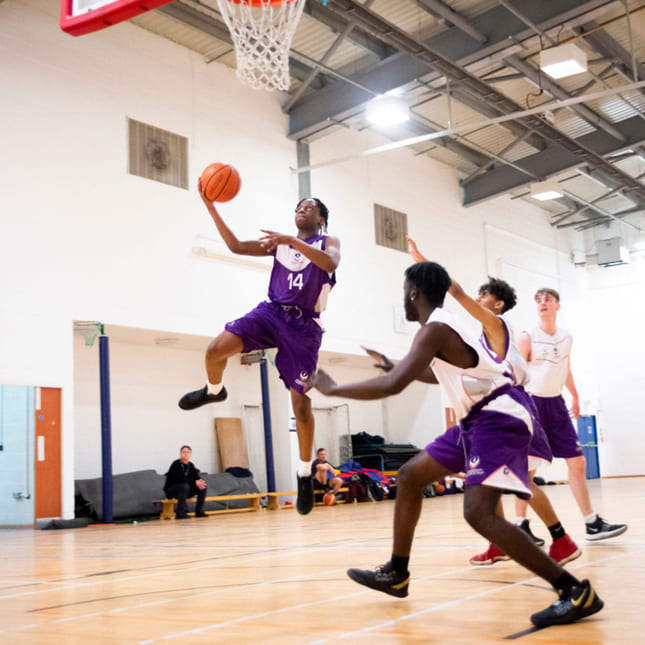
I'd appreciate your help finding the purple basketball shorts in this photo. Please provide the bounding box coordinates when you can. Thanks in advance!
[426,411,531,499]
[531,395,583,459]
[225,300,322,393]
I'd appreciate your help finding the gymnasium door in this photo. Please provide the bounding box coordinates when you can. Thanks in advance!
[35,387,62,519]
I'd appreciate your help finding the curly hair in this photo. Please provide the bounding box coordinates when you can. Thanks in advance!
[478,277,517,313]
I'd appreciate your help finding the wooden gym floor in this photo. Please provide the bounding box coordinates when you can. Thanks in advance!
[0,477,642,644]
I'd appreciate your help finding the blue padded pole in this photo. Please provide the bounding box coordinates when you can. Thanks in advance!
[98,334,113,523]
[259,355,276,492]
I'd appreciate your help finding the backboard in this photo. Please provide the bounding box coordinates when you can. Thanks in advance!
[60,0,174,36]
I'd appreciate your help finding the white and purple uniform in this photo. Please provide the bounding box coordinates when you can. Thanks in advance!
[525,326,583,459]
[424,309,534,499]
[225,234,336,393]
[479,316,553,469]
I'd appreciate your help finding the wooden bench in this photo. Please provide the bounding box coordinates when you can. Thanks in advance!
[153,486,354,519]
[153,493,264,520]
[263,487,350,509]
[264,491,296,510]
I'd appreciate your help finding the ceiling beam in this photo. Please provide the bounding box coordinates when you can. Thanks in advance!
[582,23,645,89]
[462,115,645,205]
[288,0,613,139]
[319,0,645,207]
[502,53,626,142]
[392,119,491,168]
[289,52,427,140]
[302,1,395,59]
[416,0,488,45]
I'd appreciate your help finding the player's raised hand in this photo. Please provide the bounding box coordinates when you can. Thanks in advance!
[197,177,212,204]
[259,229,292,253]
[360,345,394,372]
[406,236,428,263]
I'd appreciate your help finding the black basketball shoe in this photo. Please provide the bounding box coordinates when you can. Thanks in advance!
[518,519,545,547]
[296,474,314,515]
[585,516,628,541]
[178,385,227,410]
[531,579,603,627]
[347,562,410,598]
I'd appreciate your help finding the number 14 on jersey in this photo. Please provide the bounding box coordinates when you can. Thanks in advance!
[287,272,304,290]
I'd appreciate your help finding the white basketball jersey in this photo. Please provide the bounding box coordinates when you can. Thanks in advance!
[525,326,572,396]
[429,308,532,431]
[479,315,530,387]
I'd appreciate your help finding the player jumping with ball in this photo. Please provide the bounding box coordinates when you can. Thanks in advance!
[179,179,340,516]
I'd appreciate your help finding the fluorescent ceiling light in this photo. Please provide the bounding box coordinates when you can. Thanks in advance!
[530,180,563,201]
[539,43,587,79]
[365,95,410,126]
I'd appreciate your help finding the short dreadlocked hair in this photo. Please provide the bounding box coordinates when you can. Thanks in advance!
[405,262,451,308]
[297,197,329,232]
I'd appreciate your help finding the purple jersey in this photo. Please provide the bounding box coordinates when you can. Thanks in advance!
[267,235,336,315]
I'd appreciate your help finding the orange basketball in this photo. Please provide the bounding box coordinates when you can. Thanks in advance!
[323,492,336,506]
[200,162,241,202]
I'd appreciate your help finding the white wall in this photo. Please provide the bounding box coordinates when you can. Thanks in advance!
[2,0,640,520]
[581,255,645,477]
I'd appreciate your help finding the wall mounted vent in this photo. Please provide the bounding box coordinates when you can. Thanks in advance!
[374,203,408,252]
[128,118,188,190]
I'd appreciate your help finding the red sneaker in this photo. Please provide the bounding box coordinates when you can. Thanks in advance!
[549,534,582,565]
[469,543,509,566]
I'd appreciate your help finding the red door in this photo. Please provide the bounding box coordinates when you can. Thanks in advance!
[35,387,62,519]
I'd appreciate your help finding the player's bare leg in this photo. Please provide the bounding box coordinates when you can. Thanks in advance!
[566,456,593,516]
[178,331,243,410]
[347,450,450,597]
[291,388,316,515]
[514,470,545,545]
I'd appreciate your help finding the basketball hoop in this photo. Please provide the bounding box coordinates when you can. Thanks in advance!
[74,321,104,347]
[217,0,307,91]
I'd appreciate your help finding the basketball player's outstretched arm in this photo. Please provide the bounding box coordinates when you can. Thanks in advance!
[407,236,506,358]
[260,230,340,274]
[448,279,506,358]
[310,325,451,400]
[360,345,437,384]
[198,180,267,256]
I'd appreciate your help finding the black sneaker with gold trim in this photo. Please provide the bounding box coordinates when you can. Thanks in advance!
[531,579,603,627]
[347,562,410,598]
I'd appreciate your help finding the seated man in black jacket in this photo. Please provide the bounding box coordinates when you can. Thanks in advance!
[164,445,208,519]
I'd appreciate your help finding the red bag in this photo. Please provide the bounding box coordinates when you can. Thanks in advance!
[346,479,367,503]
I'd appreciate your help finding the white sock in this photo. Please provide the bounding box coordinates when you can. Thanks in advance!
[515,517,528,525]
[584,513,598,524]
[207,382,223,395]
[298,460,312,477]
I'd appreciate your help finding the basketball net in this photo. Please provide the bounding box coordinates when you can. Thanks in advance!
[73,321,103,347]
[217,0,307,91]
